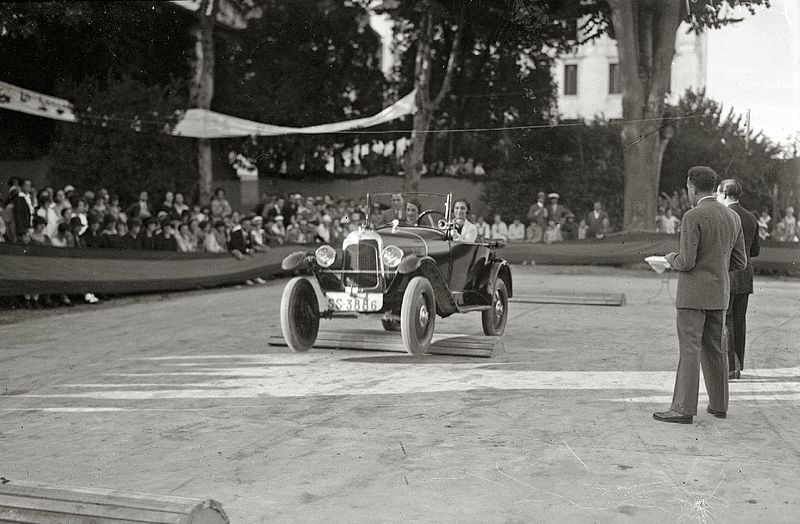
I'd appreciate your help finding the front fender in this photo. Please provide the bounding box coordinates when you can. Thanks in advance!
[396,255,458,317]
[281,251,310,271]
[490,260,513,297]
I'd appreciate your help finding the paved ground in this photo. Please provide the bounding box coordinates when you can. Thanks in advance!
[1,265,799,523]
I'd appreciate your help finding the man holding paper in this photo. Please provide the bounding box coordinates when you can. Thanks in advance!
[653,166,747,424]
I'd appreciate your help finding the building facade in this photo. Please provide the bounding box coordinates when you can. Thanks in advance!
[553,24,707,121]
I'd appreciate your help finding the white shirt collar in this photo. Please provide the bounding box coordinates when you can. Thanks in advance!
[697,195,716,204]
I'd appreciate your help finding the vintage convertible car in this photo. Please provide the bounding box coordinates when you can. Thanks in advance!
[279,192,512,354]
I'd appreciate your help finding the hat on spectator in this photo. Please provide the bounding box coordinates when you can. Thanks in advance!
[547,192,560,199]
[275,215,284,221]
[252,216,263,225]
[64,185,75,193]
[322,214,332,223]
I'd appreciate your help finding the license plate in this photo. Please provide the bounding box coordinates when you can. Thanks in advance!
[326,292,383,312]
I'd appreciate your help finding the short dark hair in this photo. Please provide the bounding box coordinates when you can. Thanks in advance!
[687,166,717,192]
[454,198,471,212]
[33,216,47,227]
[718,178,742,199]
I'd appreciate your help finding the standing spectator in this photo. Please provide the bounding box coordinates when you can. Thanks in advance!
[107,194,122,221]
[316,215,333,243]
[126,191,153,220]
[654,166,746,424]
[159,191,175,216]
[757,208,771,240]
[546,193,572,226]
[774,206,798,242]
[36,190,60,240]
[578,219,588,240]
[716,179,760,380]
[586,202,609,239]
[475,216,491,240]
[490,214,508,241]
[266,196,285,221]
[13,179,34,241]
[210,187,233,219]
[473,162,486,179]
[508,218,525,241]
[526,191,548,230]
[657,207,681,234]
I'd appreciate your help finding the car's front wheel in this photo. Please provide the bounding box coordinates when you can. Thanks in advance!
[400,276,436,355]
[280,277,320,352]
[482,278,508,336]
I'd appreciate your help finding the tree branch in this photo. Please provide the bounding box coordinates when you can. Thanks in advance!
[432,5,465,109]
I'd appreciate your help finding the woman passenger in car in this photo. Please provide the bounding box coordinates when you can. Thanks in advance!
[452,199,478,242]
[403,199,421,226]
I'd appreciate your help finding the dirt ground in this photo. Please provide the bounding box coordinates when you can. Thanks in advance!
[1,265,799,523]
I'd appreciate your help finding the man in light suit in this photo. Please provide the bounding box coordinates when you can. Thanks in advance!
[716,179,760,379]
[654,166,747,424]
[381,193,404,224]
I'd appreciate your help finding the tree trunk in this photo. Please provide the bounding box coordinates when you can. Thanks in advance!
[403,1,463,193]
[610,0,683,231]
[190,0,217,205]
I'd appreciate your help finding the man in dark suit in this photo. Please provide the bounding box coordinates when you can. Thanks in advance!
[716,178,760,379]
[654,166,747,424]
[381,193,404,224]
[12,179,34,242]
[546,193,572,226]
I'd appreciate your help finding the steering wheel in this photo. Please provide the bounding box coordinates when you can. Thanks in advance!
[417,210,443,228]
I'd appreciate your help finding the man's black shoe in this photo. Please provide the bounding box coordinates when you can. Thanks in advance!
[706,406,727,418]
[653,410,693,424]
[728,370,741,380]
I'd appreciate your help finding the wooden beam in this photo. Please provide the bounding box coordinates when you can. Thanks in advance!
[269,330,499,357]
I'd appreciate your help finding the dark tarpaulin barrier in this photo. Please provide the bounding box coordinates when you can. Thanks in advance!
[1,233,797,296]
[0,243,302,296]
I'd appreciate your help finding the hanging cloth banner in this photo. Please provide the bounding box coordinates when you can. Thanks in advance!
[170,89,417,138]
[0,80,77,122]
[0,79,416,138]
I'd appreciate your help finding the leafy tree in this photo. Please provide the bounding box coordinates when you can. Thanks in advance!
[661,90,783,214]
[48,75,196,204]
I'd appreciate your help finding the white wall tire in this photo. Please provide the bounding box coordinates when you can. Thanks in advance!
[400,276,436,355]
[280,277,320,352]
[481,278,508,336]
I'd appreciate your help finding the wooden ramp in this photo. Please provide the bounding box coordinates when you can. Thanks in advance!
[511,291,626,306]
[0,479,227,523]
[269,329,500,358]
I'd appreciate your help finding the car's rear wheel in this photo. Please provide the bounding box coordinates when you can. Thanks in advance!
[482,278,508,336]
[400,276,436,355]
[381,318,401,331]
[280,277,319,352]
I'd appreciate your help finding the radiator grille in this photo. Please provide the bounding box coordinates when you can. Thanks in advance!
[343,240,379,288]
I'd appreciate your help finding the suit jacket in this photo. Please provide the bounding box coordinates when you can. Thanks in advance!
[12,194,32,236]
[728,202,760,295]
[666,198,747,310]
[381,208,404,224]
[586,210,608,237]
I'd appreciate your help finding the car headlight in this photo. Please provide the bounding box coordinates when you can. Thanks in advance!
[381,245,404,268]
[315,245,336,268]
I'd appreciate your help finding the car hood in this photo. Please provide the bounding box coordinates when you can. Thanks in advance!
[372,227,449,258]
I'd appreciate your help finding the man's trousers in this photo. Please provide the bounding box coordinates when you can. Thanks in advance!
[726,293,750,371]
[670,308,729,416]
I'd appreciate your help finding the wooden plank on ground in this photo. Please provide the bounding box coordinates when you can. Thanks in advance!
[511,292,626,306]
[268,329,498,357]
[0,479,228,524]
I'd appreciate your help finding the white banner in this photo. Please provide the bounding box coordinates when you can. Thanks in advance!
[0,80,77,122]
[0,79,416,138]
[170,89,417,138]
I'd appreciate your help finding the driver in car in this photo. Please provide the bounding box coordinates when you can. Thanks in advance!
[452,199,478,242]
[403,199,422,226]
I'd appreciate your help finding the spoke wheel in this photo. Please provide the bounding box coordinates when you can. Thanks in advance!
[482,278,508,336]
[400,276,436,355]
[280,277,320,352]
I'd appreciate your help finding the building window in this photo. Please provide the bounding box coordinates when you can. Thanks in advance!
[564,64,578,96]
[609,63,621,94]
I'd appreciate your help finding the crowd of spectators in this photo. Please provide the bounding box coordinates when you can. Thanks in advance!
[655,186,799,242]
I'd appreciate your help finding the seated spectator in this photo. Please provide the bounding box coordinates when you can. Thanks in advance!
[249,216,268,250]
[543,219,562,244]
[97,215,119,248]
[210,187,232,218]
[141,217,158,250]
[153,219,178,251]
[586,202,609,239]
[490,214,508,241]
[507,218,525,241]
[562,214,579,240]
[757,208,771,240]
[29,216,51,246]
[126,191,153,220]
[286,216,307,244]
[172,193,189,220]
[50,222,70,247]
[526,221,543,243]
[36,190,60,240]
[269,215,286,243]
[656,207,680,234]
[175,223,198,253]
[0,213,6,242]
[121,217,142,249]
[72,197,89,235]
[228,216,253,258]
[775,207,798,242]
[475,216,491,241]
[473,162,486,178]
[211,220,229,252]
[107,194,122,221]
[67,217,84,247]
[578,219,588,240]
[53,188,70,216]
